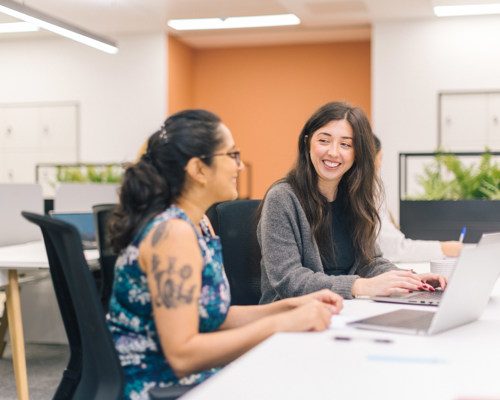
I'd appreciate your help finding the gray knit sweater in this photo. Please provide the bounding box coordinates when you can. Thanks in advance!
[257,182,398,302]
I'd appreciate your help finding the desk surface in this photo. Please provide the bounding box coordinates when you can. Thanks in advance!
[0,240,99,269]
[182,264,500,400]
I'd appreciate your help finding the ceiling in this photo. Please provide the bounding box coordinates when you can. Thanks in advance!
[0,0,459,48]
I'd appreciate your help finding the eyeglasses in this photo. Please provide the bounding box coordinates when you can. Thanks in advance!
[199,150,241,166]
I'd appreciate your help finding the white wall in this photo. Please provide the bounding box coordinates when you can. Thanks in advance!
[372,15,500,221]
[0,32,167,164]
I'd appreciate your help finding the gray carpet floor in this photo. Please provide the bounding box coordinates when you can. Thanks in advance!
[0,342,69,400]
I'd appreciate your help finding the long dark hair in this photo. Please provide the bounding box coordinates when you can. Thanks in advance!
[259,101,381,264]
[109,109,223,253]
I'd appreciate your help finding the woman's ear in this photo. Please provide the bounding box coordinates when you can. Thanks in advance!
[185,157,209,186]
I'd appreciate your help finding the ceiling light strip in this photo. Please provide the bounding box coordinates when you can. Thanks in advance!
[434,3,500,17]
[0,0,118,53]
[168,13,300,31]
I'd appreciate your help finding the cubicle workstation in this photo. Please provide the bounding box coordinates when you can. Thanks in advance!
[0,182,116,399]
[19,181,119,346]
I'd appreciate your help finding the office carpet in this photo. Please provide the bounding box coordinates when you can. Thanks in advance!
[0,343,68,400]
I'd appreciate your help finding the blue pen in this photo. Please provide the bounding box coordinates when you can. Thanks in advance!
[459,227,466,243]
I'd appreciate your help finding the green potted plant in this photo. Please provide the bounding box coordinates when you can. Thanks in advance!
[399,151,500,243]
[56,164,123,184]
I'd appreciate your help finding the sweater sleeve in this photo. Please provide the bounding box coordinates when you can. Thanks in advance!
[376,208,444,262]
[354,242,401,278]
[258,184,360,300]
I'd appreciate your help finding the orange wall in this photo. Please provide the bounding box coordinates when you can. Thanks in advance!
[168,38,371,199]
[168,36,195,114]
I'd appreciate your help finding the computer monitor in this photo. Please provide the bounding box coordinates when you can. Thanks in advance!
[49,211,97,249]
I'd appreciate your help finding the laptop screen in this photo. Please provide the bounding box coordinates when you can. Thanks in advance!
[50,211,97,249]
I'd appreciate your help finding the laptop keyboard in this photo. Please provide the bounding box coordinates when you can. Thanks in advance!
[409,291,443,301]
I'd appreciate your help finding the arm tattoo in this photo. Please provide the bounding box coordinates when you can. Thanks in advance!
[151,221,171,247]
[152,255,197,309]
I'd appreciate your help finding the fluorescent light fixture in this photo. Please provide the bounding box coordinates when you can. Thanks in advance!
[168,13,300,31]
[0,21,38,33]
[434,3,500,17]
[0,0,118,53]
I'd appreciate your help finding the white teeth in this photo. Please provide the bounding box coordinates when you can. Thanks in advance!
[324,160,340,168]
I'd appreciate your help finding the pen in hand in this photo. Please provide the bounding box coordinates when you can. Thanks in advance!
[459,227,466,243]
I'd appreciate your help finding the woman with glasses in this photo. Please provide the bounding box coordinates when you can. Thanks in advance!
[107,109,343,399]
[257,102,447,304]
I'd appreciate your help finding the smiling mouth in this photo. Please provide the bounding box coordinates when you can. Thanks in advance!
[323,160,340,168]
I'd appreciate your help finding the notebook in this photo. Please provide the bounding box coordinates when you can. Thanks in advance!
[50,211,97,250]
[348,232,500,335]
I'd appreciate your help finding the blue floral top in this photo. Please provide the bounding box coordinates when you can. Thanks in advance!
[107,205,231,400]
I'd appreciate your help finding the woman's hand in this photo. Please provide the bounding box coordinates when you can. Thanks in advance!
[440,241,463,258]
[275,299,336,332]
[273,289,343,333]
[416,272,448,290]
[292,289,343,315]
[351,270,435,297]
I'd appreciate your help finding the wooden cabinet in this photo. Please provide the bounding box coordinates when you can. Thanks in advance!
[0,103,79,183]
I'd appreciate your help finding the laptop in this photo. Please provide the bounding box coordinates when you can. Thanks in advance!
[50,211,97,250]
[371,234,500,306]
[371,288,443,306]
[348,232,500,335]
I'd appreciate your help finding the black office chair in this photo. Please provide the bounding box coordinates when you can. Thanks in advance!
[205,202,222,235]
[92,203,118,312]
[23,211,196,400]
[216,200,262,305]
[22,211,123,400]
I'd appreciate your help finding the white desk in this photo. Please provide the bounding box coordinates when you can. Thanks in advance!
[0,241,99,400]
[182,263,500,400]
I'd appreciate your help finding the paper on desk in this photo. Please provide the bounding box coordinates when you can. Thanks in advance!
[329,313,360,329]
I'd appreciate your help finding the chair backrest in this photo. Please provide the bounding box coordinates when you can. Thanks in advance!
[92,203,118,312]
[216,200,262,305]
[22,211,124,400]
[205,202,222,235]
[0,183,43,246]
[54,183,119,212]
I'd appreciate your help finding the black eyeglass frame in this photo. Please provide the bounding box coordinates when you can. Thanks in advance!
[199,150,241,166]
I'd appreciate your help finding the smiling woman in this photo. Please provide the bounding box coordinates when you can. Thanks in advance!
[307,119,355,201]
[257,101,449,304]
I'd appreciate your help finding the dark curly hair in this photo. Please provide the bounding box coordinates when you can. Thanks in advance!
[108,109,223,253]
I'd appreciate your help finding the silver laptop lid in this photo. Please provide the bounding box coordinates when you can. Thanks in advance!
[429,232,500,334]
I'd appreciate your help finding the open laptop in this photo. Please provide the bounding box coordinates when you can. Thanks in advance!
[348,232,500,335]
[50,211,97,250]
[371,234,500,306]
